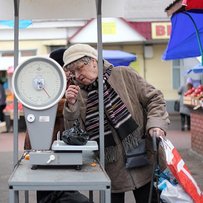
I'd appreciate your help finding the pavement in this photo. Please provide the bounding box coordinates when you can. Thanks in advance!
[0,113,203,203]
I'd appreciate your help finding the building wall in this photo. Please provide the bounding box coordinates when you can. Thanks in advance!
[145,44,178,99]
[144,44,178,112]
[1,39,178,112]
[191,110,203,156]
[0,39,66,56]
[103,43,178,113]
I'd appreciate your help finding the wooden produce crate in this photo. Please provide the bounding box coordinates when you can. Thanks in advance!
[183,96,192,105]
[191,97,200,107]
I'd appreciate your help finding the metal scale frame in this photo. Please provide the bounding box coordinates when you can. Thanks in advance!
[12,57,98,169]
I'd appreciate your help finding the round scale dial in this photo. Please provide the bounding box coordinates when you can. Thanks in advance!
[12,57,66,110]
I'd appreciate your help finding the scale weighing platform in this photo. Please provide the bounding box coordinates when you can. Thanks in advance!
[29,140,98,169]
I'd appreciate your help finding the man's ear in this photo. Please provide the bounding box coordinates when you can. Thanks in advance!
[92,58,98,67]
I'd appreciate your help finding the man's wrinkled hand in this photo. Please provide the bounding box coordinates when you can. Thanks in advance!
[65,85,80,105]
[149,127,166,138]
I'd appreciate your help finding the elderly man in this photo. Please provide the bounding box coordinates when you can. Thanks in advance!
[63,44,170,203]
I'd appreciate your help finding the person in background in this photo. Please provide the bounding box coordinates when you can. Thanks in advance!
[0,81,6,122]
[178,77,193,131]
[63,44,170,203]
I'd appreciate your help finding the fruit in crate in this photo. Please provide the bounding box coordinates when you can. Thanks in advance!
[184,85,203,98]
[193,85,203,98]
[184,87,195,96]
[197,84,203,91]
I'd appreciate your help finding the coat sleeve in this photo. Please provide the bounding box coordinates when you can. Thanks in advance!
[178,86,184,95]
[63,89,87,130]
[63,100,80,130]
[122,67,170,133]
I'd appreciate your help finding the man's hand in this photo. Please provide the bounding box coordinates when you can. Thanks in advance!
[65,85,80,105]
[149,127,166,138]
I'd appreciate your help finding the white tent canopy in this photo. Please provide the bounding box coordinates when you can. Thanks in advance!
[0,0,126,20]
[0,0,171,21]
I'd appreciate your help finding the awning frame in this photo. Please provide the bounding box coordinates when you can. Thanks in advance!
[183,11,203,65]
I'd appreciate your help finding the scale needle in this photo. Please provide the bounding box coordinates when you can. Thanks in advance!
[42,88,51,98]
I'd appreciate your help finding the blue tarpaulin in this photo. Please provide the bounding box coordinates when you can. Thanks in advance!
[0,20,32,28]
[103,50,136,66]
[162,10,203,61]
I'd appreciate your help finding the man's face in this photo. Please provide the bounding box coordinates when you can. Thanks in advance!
[64,58,98,86]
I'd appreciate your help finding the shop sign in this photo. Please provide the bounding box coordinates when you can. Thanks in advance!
[151,22,171,39]
[102,21,117,35]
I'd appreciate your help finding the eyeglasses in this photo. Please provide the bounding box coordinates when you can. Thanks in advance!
[63,56,92,74]
[70,63,86,75]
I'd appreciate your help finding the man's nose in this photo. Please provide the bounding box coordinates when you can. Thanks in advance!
[75,71,80,79]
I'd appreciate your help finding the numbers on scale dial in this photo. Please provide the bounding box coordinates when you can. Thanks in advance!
[16,61,61,107]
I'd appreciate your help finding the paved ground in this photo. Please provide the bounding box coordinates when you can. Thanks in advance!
[0,114,203,203]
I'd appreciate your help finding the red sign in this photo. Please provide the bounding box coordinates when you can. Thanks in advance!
[151,22,171,39]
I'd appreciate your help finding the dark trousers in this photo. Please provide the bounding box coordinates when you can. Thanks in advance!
[37,191,90,203]
[111,182,159,203]
[180,113,190,130]
[0,104,6,122]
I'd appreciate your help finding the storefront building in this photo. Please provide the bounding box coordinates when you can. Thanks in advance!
[0,17,186,113]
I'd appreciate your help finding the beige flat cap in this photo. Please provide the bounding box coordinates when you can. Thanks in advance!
[63,44,98,68]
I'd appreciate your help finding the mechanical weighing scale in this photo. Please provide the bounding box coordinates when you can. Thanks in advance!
[12,56,98,169]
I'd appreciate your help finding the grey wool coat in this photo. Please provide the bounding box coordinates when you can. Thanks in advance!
[63,61,170,193]
[178,85,191,116]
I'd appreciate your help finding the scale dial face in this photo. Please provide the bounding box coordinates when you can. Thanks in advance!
[12,57,66,110]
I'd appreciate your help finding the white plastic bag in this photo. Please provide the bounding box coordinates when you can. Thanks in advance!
[160,137,203,203]
[160,180,193,203]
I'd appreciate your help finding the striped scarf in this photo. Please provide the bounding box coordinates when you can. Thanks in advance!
[85,67,139,162]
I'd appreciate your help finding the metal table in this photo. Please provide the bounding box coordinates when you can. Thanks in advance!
[8,152,111,203]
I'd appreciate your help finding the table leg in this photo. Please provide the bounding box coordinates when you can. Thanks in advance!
[25,191,29,203]
[105,186,111,203]
[9,190,19,203]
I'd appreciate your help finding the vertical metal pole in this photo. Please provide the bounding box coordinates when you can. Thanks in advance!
[13,0,19,168]
[143,44,146,79]
[95,1,108,202]
[96,0,105,167]
[13,1,20,202]
[89,191,93,203]
[25,191,29,203]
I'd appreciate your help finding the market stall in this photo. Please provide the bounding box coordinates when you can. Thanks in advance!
[183,70,203,156]
[163,1,203,156]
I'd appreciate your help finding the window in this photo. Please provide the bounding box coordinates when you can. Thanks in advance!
[21,50,36,56]
[172,59,180,89]
[49,46,66,53]
[0,50,36,57]
[1,51,14,57]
